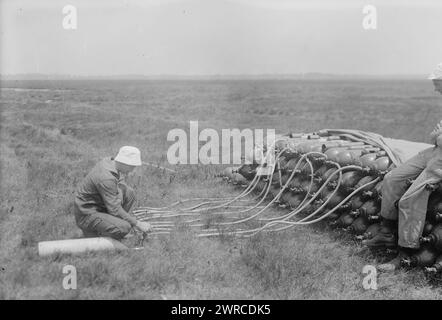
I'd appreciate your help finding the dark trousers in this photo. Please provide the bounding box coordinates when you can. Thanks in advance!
[75,185,136,240]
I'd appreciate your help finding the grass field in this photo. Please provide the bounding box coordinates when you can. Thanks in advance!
[1,78,442,299]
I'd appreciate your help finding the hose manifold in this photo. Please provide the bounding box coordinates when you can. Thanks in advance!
[425,182,441,192]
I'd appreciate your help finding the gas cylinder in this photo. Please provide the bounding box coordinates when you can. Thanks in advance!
[281,148,298,159]
[270,172,282,185]
[358,153,379,170]
[269,185,282,199]
[332,212,356,228]
[282,158,301,173]
[231,173,248,186]
[289,133,305,139]
[336,150,360,166]
[288,176,304,191]
[306,143,322,153]
[286,194,305,209]
[340,170,364,190]
[278,157,289,169]
[38,237,128,256]
[323,167,339,187]
[255,180,267,193]
[290,179,306,194]
[289,176,303,193]
[353,175,377,193]
[356,223,381,240]
[300,201,315,214]
[221,167,238,180]
[424,255,442,274]
[420,224,442,251]
[401,246,438,268]
[348,145,370,151]
[313,164,329,178]
[427,197,442,223]
[318,183,331,198]
[294,177,321,194]
[373,157,391,172]
[286,140,308,155]
[322,140,350,149]
[358,199,381,219]
[324,148,344,163]
[323,142,364,152]
[307,134,322,140]
[321,141,343,151]
[297,141,324,154]
[279,173,291,186]
[295,142,314,154]
[340,194,366,212]
[357,153,376,167]
[280,192,293,205]
[325,135,342,140]
[348,216,371,235]
[362,181,383,200]
[326,211,342,221]
[298,161,317,175]
[238,164,256,180]
[360,147,381,154]
[423,222,434,237]
[367,215,380,222]
[323,190,346,209]
[309,178,322,194]
[311,153,328,165]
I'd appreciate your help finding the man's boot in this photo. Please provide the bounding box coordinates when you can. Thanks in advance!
[361,218,397,248]
[377,247,416,272]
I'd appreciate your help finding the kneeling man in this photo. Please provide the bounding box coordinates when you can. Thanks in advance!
[74,146,151,239]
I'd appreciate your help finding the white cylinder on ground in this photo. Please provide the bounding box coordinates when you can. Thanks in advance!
[38,237,128,257]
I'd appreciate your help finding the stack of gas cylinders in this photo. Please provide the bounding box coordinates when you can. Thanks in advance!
[223,131,442,275]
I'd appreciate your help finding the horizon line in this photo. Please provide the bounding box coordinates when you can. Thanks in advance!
[0,72,431,81]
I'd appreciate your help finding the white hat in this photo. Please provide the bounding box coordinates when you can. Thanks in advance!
[429,63,442,80]
[114,146,142,166]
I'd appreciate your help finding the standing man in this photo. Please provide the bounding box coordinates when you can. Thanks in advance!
[74,146,152,240]
[432,79,442,95]
[430,63,442,95]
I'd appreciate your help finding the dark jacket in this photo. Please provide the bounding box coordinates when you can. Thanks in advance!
[74,157,137,226]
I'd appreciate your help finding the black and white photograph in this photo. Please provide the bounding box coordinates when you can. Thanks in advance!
[1,0,442,305]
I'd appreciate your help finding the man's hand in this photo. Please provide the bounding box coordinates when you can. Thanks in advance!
[136,221,153,233]
[430,121,442,137]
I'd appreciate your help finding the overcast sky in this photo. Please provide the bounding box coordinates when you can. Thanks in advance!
[1,0,441,76]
